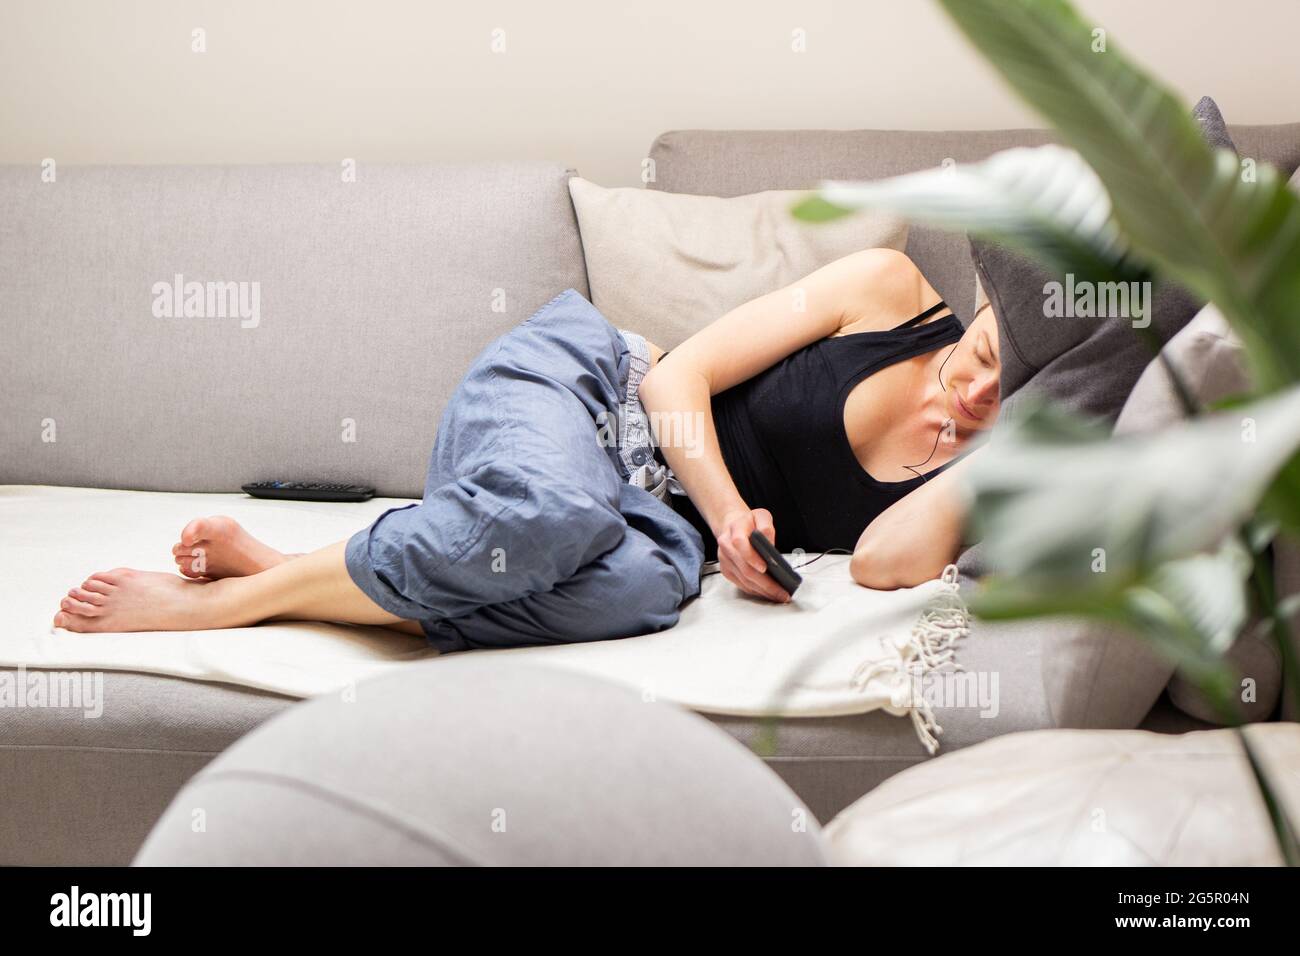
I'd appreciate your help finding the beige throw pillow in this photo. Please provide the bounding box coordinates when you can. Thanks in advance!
[567,177,908,348]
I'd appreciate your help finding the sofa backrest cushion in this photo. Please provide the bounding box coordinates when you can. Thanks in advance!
[0,162,588,497]
[646,125,1300,324]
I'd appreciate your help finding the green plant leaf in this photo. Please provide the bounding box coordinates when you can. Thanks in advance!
[788,194,855,224]
[1278,592,1300,621]
[1260,457,1300,533]
[1125,542,1251,661]
[792,144,1144,286]
[935,0,1300,392]
[1245,518,1281,557]
[968,387,1300,592]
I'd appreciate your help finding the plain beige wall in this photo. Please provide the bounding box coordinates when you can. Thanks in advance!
[2,0,1297,186]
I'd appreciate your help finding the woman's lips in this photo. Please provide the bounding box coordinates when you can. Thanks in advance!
[955,393,984,421]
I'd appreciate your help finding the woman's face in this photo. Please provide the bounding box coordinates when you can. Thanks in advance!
[942,305,1001,430]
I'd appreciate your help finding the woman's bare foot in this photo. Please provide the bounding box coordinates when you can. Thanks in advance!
[172,516,291,579]
[53,568,227,633]
[53,540,425,637]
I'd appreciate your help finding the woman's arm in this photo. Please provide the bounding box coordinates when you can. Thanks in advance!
[850,449,980,590]
[639,248,925,601]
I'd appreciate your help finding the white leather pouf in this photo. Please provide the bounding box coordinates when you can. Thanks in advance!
[824,725,1300,866]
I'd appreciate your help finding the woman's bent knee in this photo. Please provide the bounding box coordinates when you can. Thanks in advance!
[423,526,688,651]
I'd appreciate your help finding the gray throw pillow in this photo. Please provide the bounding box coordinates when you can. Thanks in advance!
[1113,304,1281,725]
[958,97,1236,581]
[971,96,1236,423]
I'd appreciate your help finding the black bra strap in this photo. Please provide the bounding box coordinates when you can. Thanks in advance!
[892,300,949,331]
[661,300,947,359]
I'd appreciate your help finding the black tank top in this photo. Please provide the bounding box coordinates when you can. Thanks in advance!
[659,303,964,561]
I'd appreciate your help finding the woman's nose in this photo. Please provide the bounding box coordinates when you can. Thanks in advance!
[969,372,999,407]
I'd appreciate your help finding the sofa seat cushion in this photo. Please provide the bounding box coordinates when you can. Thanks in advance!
[8,484,967,728]
[1,485,1186,864]
[0,483,1061,863]
[824,724,1300,866]
[9,482,1170,742]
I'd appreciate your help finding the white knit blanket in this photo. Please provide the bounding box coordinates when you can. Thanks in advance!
[0,486,969,751]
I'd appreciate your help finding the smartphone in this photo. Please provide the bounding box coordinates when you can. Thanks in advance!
[748,530,803,597]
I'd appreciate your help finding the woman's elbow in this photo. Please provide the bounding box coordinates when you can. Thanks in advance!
[639,361,696,411]
[850,541,906,590]
[638,364,665,407]
[850,540,946,590]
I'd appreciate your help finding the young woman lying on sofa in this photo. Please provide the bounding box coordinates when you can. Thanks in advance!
[52,248,1001,650]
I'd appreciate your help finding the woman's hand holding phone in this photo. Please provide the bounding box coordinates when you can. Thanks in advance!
[713,507,791,603]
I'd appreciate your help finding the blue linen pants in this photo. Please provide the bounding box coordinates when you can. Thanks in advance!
[344,289,705,652]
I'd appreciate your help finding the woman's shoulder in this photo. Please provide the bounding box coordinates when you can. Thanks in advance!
[830,249,951,337]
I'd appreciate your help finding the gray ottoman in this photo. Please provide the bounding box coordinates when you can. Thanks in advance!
[133,657,826,866]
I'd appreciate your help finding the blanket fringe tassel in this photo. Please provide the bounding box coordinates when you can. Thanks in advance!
[850,564,969,756]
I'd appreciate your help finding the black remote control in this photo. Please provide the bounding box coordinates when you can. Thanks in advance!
[242,481,376,503]
[748,530,802,596]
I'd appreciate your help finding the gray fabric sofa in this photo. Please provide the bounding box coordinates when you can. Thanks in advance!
[5,125,1299,865]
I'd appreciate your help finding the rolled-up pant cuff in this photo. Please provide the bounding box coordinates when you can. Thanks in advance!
[343,517,432,624]
[344,520,475,653]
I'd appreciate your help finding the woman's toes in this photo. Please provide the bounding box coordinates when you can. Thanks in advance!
[54,611,94,633]
[81,577,116,595]
[68,586,106,606]
[179,517,209,548]
[209,515,238,536]
[94,568,132,586]
[60,595,102,616]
